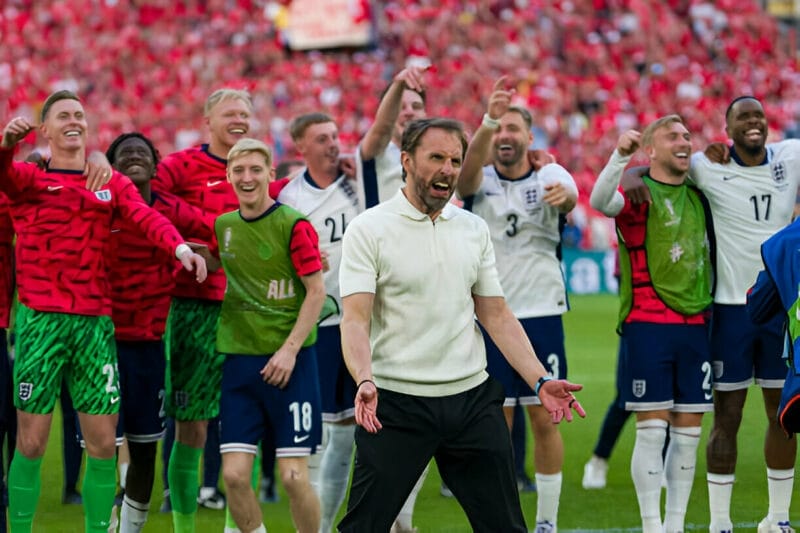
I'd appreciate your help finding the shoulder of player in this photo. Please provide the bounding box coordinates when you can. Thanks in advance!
[157,146,222,174]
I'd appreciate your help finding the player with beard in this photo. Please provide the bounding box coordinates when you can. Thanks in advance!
[0,91,206,533]
[591,116,713,533]
[353,67,430,532]
[622,97,800,532]
[338,117,584,532]
[457,79,577,533]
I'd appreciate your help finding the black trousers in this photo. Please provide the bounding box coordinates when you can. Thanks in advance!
[338,378,526,533]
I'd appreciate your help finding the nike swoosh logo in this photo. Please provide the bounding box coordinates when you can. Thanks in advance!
[485,191,501,196]
[110,396,120,404]
[293,435,310,444]
[722,176,737,181]
[47,185,64,191]
[207,180,224,187]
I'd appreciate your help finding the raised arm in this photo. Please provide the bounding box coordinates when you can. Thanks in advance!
[589,130,641,217]
[0,117,38,197]
[359,66,427,161]
[457,77,512,199]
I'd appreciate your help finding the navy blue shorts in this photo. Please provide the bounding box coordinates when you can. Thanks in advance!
[619,322,713,412]
[219,347,322,458]
[316,325,356,422]
[116,340,166,443]
[710,303,787,390]
[485,315,566,407]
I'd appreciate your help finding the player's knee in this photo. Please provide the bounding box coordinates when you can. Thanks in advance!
[16,433,47,458]
[84,434,118,459]
[280,466,310,497]
[222,463,251,492]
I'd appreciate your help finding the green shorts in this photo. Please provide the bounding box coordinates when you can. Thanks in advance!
[14,304,119,415]
[165,298,223,421]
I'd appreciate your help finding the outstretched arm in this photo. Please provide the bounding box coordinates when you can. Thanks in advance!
[474,294,585,423]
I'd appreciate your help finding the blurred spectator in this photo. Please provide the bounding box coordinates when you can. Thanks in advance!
[1,0,797,249]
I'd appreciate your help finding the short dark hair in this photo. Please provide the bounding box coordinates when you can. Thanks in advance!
[400,118,468,178]
[106,132,160,166]
[507,106,533,130]
[725,96,761,122]
[289,112,335,141]
[41,90,81,122]
[275,159,304,179]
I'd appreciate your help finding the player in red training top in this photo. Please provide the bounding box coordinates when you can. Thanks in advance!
[105,132,215,533]
[0,192,14,531]
[0,90,207,533]
[152,88,251,532]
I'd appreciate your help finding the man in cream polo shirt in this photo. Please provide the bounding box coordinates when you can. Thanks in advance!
[337,117,585,532]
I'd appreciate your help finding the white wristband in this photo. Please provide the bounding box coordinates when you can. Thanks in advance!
[175,243,192,259]
[481,113,500,129]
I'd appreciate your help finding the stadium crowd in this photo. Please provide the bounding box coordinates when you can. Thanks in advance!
[2,0,800,250]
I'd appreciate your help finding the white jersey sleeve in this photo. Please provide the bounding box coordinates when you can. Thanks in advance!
[355,141,404,211]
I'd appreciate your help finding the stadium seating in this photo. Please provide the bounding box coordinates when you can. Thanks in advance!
[1,0,796,249]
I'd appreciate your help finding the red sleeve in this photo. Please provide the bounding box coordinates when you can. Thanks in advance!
[0,194,13,328]
[153,193,215,242]
[153,155,183,197]
[111,173,184,258]
[269,178,290,200]
[0,147,36,199]
[615,195,648,248]
[289,219,323,277]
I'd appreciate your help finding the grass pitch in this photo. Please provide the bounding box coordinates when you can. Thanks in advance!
[26,294,795,531]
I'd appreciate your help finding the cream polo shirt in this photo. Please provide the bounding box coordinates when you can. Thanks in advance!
[339,189,505,397]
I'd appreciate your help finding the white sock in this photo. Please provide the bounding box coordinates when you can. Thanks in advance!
[395,464,429,530]
[534,472,562,526]
[248,525,267,533]
[631,419,668,533]
[309,423,330,496]
[223,528,241,533]
[319,423,355,532]
[707,472,734,530]
[663,426,701,533]
[119,461,129,490]
[767,467,794,523]
[119,495,150,533]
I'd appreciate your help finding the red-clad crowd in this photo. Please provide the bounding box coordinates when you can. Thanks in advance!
[1,0,798,249]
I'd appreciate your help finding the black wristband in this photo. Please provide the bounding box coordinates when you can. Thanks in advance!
[357,379,375,389]
[534,375,553,396]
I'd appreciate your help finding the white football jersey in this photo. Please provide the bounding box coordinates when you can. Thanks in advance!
[355,141,403,211]
[278,171,361,326]
[689,139,800,304]
[466,164,577,318]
